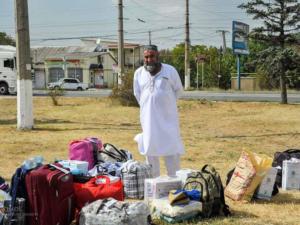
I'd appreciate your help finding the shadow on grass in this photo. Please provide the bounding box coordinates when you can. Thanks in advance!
[0,119,74,125]
[36,119,74,124]
[151,210,258,225]
[0,119,17,125]
[253,192,300,205]
[214,132,300,139]
[1,118,140,131]
[34,125,139,132]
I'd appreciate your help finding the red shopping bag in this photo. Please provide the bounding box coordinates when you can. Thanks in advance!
[73,175,124,210]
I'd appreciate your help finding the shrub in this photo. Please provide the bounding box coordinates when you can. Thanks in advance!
[110,70,139,107]
[48,88,65,106]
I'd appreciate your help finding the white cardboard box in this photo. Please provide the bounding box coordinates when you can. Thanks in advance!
[282,160,300,190]
[176,169,196,185]
[144,176,182,201]
[255,167,277,200]
[59,160,89,175]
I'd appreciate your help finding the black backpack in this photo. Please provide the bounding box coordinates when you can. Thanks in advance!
[272,149,300,187]
[184,165,231,218]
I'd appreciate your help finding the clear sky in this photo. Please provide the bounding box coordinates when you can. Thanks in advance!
[0,0,261,49]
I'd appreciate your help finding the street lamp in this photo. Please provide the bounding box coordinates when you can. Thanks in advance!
[137,18,151,45]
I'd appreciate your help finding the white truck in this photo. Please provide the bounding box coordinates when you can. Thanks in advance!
[0,45,17,95]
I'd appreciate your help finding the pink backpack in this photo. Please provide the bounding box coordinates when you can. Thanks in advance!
[69,137,102,170]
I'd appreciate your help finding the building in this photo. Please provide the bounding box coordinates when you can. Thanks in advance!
[31,45,117,89]
[80,38,143,70]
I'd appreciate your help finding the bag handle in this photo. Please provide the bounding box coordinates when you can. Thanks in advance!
[104,143,128,161]
[284,149,300,154]
[101,149,123,162]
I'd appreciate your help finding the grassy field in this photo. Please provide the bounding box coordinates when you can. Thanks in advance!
[1,96,300,225]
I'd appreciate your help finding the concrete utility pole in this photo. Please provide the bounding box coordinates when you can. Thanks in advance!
[15,0,33,130]
[216,30,229,54]
[118,0,124,86]
[184,0,190,90]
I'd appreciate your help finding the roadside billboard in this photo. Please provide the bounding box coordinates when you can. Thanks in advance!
[232,21,249,55]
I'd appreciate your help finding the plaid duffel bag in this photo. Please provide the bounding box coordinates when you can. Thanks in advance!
[121,160,152,199]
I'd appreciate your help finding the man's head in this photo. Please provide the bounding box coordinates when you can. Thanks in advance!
[143,45,160,74]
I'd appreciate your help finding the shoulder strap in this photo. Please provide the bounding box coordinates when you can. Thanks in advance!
[201,165,221,193]
[202,164,231,217]
[90,141,100,164]
[284,149,300,154]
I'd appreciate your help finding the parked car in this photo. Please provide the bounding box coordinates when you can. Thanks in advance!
[48,78,88,91]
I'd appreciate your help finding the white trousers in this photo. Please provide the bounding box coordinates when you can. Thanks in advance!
[146,154,180,178]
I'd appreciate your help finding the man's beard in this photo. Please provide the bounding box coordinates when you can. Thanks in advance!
[144,63,159,73]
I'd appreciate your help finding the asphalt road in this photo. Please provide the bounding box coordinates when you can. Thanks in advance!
[1,89,300,103]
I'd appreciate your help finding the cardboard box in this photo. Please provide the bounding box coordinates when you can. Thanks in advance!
[176,169,196,185]
[282,160,300,190]
[144,176,182,201]
[59,160,89,175]
[255,167,277,200]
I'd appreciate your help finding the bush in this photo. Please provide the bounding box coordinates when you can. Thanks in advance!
[110,70,139,107]
[48,88,65,106]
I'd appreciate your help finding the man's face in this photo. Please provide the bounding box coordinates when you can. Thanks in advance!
[144,50,159,73]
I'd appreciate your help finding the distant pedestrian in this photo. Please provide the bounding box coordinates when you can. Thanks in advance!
[133,44,185,177]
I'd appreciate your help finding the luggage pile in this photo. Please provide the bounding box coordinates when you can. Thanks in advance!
[2,137,298,225]
[0,137,152,225]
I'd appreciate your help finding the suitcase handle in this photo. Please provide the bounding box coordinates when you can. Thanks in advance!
[49,164,70,174]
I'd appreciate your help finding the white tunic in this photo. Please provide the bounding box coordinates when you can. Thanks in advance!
[133,63,185,156]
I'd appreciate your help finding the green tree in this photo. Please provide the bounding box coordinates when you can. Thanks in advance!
[239,0,300,104]
[160,44,236,89]
[0,32,15,46]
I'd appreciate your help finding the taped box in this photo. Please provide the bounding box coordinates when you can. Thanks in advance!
[176,169,196,185]
[144,176,182,201]
[282,159,300,190]
[58,160,89,175]
[254,167,277,200]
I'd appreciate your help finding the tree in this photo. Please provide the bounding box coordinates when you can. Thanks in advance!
[0,32,15,46]
[239,0,300,104]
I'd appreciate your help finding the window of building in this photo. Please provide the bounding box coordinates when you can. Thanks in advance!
[67,68,83,82]
[49,68,64,82]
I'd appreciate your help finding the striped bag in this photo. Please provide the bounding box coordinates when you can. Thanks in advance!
[121,160,152,199]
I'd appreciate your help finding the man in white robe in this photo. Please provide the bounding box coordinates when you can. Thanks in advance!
[133,45,185,177]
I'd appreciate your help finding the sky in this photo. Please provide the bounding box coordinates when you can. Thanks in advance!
[0,0,261,49]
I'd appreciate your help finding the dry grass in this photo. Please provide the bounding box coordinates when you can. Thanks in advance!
[1,97,300,225]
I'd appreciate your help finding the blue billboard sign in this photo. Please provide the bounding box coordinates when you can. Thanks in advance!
[232,21,249,55]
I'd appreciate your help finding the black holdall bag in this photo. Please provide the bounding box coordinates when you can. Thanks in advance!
[272,149,300,187]
[98,143,132,163]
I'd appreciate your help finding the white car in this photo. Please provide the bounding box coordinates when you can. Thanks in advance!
[48,78,88,91]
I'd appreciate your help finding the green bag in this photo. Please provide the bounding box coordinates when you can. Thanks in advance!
[183,164,230,218]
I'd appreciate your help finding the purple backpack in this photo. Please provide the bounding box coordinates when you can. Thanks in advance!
[69,137,102,170]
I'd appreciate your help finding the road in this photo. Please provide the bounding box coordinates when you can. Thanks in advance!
[1,89,300,103]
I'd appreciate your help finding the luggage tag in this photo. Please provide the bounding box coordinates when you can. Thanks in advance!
[95,177,108,185]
